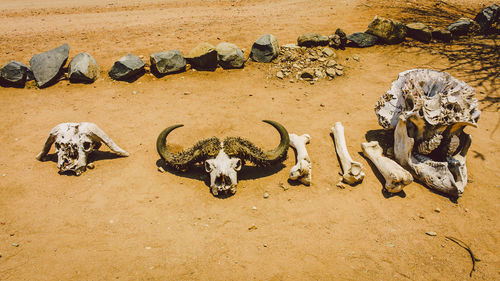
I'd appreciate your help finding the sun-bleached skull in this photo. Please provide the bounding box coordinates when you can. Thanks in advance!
[375,69,480,197]
[36,122,129,175]
[156,120,289,196]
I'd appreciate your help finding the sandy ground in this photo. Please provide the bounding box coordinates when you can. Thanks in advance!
[0,0,499,280]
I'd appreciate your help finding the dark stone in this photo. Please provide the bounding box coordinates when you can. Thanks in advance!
[297,33,329,47]
[335,28,347,49]
[365,16,406,44]
[68,53,100,83]
[150,50,186,75]
[250,34,279,63]
[185,43,218,71]
[406,22,432,43]
[474,4,499,33]
[108,54,145,81]
[29,43,70,88]
[431,28,452,42]
[0,61,32,87]
[447,18,473,36]
[215,42,245,69]
[347,32,378,47]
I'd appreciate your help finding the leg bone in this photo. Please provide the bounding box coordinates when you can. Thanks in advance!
[331,122,364,185]
[289,133,311,185]
[361,141,413,193]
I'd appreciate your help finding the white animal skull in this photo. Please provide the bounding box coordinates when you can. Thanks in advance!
[375,69,480,197]
[36,122,129,175]
[156,120,290,196]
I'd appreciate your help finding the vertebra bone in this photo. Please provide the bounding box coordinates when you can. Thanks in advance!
[36,122,129,175]
[331,122,364,185]
[288,133,311,185]
[361,141,413,193]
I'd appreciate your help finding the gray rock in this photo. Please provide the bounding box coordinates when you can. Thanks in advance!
[406,23,432,43]
[185,43,218,71]
[431,28,452,42]
[447,18,473,36]
[474,4,499,33]
[347,32,378,47]
[322,47,335,57]
[108,54,145,81]
[365,16,406,44]
[297,32,329,47]
[29,43,70,88]
[150,50,186,75]
[68,53,100,83]
[215,42,245,69]
[250,34,279,63]
[281,43,300,50]
[0,61,32,87]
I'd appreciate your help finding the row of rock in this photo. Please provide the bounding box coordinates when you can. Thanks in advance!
[0,34,281,87]
[345,4,499,47]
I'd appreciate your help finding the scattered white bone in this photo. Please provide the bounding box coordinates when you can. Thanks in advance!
[288,133,311,185]
[331,122,364,185]
[375,69,480,197]
[361,141,413,193]
[36,122,129,175]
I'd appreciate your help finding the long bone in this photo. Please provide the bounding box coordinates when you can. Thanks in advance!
[361,141,413,193]
[288,133,311,185]
[331,122,364,185]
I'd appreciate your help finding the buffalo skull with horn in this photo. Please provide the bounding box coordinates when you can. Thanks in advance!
[156,120,290,196]
[36,122,129,175]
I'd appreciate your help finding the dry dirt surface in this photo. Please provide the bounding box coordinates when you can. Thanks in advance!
[0,0,499,280]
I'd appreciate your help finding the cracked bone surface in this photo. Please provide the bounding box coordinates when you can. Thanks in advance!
[331,122,364,185]
[36,122,129,175]
[361,141,413,193]
[156,120,290,196]
[288,133,311,185]
[375,69,480,197]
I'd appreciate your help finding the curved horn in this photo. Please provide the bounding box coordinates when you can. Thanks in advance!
[156,125,221,170]
[86,123,129,156]
[36,125,60,160]
[223,120,290,166]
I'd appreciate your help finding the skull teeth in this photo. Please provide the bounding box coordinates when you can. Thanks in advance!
[417,133,443,155]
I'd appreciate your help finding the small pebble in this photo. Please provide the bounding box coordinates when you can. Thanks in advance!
[252,206,257,210]
[263,192,269,199]
[418,214,425,219]
[276,71,284,79]
[11,243,19,247]
[434,208,441,213]
[157,166,165,173]
[145,246,152,250]
[2,174,6,177]
[248,225,257,231]
[131,91,137,95]
[426,231,437,236]
[184,92,190,95]
[336,182,346,189]
[353,55,360,61]
[263,244,268,247]
[465,208,469,212]
[320,103,325,107]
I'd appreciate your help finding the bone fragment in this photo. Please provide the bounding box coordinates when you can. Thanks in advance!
[331,122,364,185]
[361,141,413,193]
[288,133,311,185]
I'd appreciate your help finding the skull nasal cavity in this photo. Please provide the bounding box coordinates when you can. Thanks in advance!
[215,175,230,186]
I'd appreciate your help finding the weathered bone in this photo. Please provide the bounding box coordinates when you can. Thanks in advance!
[157,120,289,196]
[375,69,480,197]
[361,141,413,193]
[36,122,129,175]
[331,122,364,185]
[288,133,311,185]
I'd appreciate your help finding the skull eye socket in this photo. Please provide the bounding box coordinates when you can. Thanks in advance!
[233,159,242,171]
[204,160,214,173]
[83,141,92,151]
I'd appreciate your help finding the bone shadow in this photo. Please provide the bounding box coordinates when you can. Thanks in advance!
[365,129,394,155]
[155,158,286,198]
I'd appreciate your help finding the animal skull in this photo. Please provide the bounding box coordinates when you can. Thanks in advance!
[156,120,290,196]
[36,122,129,175]
[375,69,480,197]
